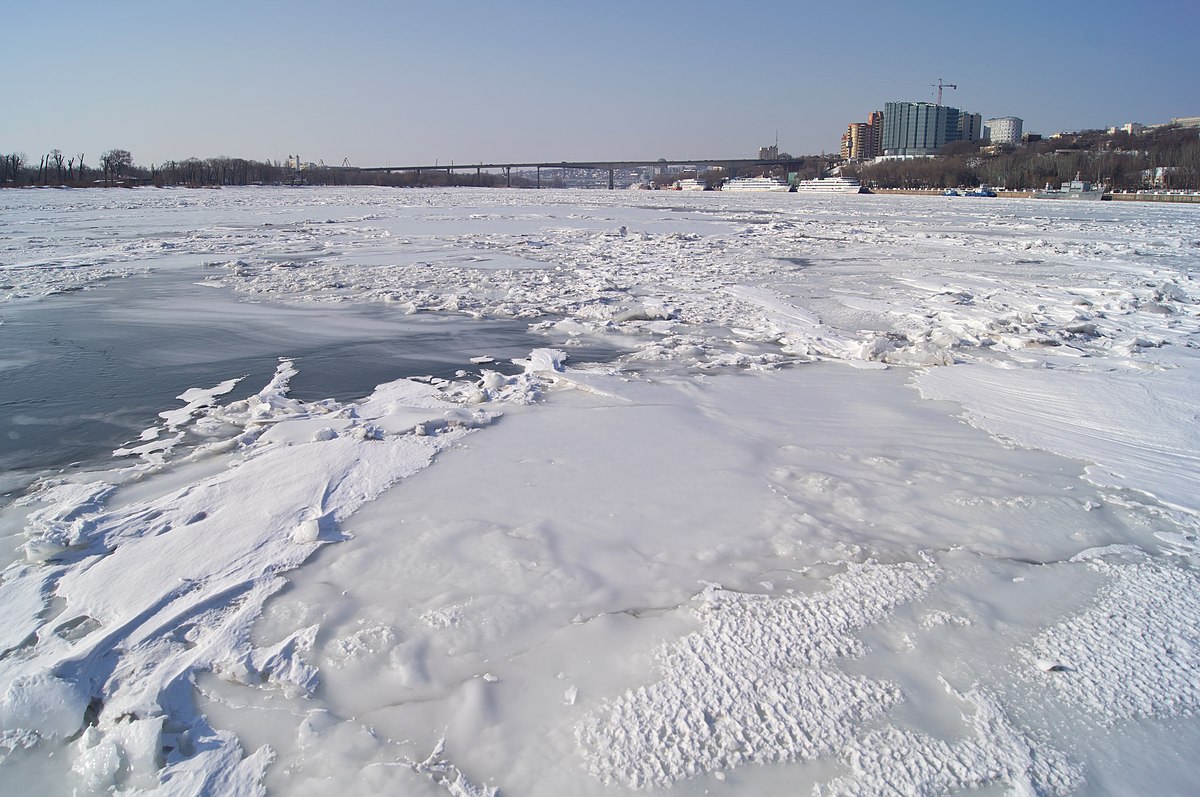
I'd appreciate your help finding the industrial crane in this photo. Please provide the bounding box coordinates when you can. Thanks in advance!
[932,78,957,106]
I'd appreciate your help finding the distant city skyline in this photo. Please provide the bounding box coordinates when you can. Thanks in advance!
[5,0,1196,168]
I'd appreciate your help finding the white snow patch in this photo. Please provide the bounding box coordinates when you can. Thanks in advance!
[816,680,1084,796]
[1023,554,1200,725]
[576,560,941,788]
[411,737,497,797]
[0,357,508,792]
[917,364,1200,518]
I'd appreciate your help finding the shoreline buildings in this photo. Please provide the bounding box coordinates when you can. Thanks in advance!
[840,111,884,161]
[983,116,1023,146]
[841,101,995,160]
[881,101,983,156]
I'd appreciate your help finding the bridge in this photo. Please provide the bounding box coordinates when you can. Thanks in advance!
[351,156,817,189]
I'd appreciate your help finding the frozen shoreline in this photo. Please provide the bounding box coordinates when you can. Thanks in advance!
[1,187,1198,795]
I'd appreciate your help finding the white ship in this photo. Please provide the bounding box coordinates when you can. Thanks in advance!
[721,176,790,192]
[675,178,708,191]
[793,176,867,194]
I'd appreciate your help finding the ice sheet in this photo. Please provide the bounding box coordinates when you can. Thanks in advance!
[1,187,1198,796]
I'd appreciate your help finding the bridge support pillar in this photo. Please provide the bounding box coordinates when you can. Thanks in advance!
[536,167,541,189]
[609,168,614,190]
[505,166,511,188]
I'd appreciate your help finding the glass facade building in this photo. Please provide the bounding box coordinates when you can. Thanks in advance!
[882,102,962,156]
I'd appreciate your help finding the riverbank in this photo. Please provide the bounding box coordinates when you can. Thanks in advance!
[868,188,1032,198]
[869,187,1200,203]
[1109,191,1200,203]
[7,183,1200,203]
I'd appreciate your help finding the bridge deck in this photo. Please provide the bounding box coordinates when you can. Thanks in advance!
[355,157,811,173]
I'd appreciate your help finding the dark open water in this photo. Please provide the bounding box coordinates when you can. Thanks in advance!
[0,265,615,491]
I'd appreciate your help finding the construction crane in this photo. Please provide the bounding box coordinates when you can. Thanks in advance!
[932,78,957,106]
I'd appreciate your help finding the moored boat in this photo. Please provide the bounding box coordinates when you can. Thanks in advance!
[1031,173,1107,200]
[721,176,790,192]
[793,176,867,194]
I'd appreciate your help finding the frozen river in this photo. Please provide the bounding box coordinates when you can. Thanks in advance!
[1,186,1198,795]
[0,264,562,482]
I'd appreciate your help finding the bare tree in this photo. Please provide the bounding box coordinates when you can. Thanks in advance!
[100,148,133,184]
[50,149,65,183]
[9,152,27,184]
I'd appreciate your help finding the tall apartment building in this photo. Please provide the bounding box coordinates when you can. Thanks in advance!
[882,101,964,156]
[959,112,982,143]
[840,124,864,159]
[880,103,988,155]
[840,110,884,160]
[867,110,884,155]
[983,116,1023,146]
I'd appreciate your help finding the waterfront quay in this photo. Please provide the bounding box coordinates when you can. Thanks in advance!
[869,188,1200,203]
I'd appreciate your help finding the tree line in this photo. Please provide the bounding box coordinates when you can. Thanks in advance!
[848,126,1200,191]
[1,148,505,188]
[0,148,139,186]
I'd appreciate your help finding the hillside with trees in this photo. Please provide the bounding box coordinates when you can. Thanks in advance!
[848,125,1200,191]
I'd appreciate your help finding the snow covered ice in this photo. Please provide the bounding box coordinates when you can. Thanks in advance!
[1,186,1198,795]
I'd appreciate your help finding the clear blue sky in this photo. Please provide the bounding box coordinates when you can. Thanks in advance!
[5,0,1197,168]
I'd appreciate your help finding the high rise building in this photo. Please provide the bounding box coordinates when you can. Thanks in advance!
[983,116,1023,146]
[840,110,884,160]
[959,112,982,143]
[841,124,865,159]
[866,110,883,157]
[882,102,964,156]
